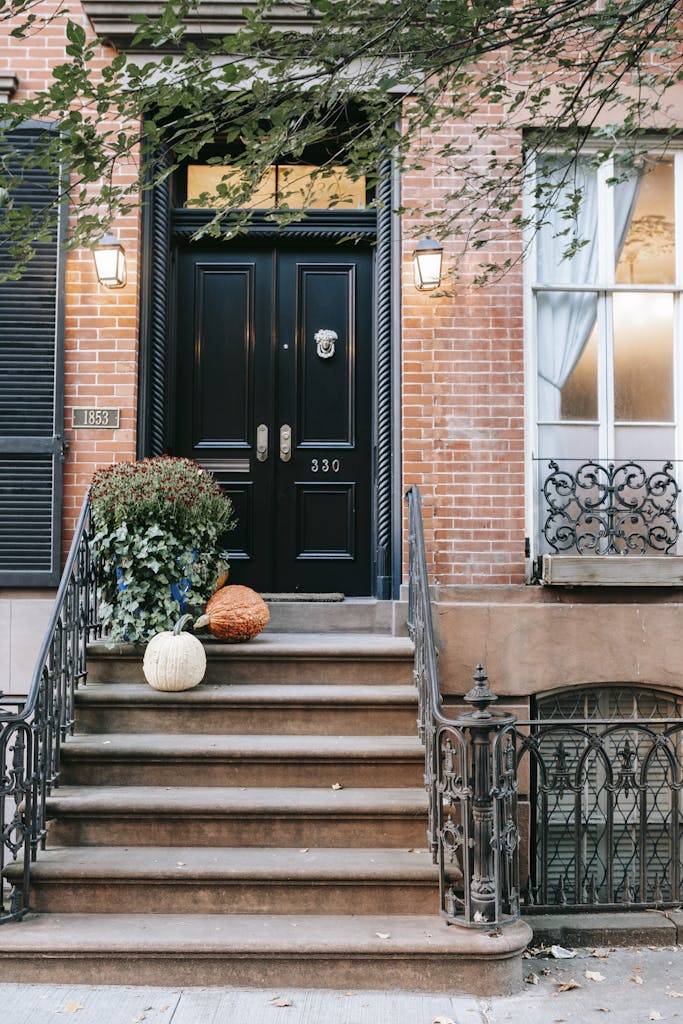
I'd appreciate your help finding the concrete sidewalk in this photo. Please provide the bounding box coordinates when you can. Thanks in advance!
[2,946,683,1024]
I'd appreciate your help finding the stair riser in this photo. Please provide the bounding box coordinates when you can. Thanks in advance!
[29,881,439,915]
[48,815,428,849]
[60,759,424,788]
[74,706,419,736]
[0,951,523,995]
[87,659,414,687]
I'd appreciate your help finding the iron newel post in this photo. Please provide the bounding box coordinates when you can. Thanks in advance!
[459,665,517,924]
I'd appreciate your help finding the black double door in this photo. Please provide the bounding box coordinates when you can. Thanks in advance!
[175,242,373,595]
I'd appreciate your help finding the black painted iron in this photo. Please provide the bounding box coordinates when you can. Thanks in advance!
[542,459,680,555]
[405,485,520,927]
[0,492,100,923]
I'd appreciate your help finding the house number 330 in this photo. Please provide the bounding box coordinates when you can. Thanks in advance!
[311,459,340,473]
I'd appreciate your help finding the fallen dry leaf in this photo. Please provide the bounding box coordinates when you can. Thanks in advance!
[541,968,552,977]
[556,980,581,993]
[649,1013,664,1021]
[591,948,612,959]
[64,1004,83,1014]
[132,1016,146,1023]
[667,991,683,998]
[585,970,606,982]
[331,783,343,790]
[375,932,391,939]
[631,976,644,985]
[270,997,292,1007]
[432,1017,455,1024]
[299,848,308,853]
[525,972,540,986]
[596,1009,611,1013]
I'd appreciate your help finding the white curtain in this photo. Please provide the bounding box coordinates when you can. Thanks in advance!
[537,159,640,420]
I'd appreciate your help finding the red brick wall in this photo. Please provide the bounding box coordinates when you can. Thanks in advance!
[0,2,140,558]
[401,122,527,585]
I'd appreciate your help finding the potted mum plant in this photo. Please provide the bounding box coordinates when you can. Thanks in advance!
[90,456,236,643]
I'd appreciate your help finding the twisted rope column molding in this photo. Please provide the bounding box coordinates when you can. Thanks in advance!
[374,161,393,598]
[148,150,172,457]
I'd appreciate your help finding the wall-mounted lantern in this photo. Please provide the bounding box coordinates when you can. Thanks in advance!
[92,233,127,288]
[413,236,443,291]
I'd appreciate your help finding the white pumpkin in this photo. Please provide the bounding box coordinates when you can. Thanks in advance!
[143,614,206,691]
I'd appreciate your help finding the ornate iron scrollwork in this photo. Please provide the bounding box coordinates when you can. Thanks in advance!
[542,459,680,555]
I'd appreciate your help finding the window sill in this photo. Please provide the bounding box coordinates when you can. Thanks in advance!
[541,555,683,587]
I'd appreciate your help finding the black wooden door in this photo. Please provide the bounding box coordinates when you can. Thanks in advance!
[175,242,373,595]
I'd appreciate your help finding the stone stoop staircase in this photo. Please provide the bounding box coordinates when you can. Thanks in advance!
[0,601,529,994]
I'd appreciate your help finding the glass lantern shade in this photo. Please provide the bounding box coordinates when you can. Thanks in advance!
[93,234,127,288]
[413,237,443,290]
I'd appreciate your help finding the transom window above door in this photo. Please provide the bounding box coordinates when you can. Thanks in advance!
[527,149,683,578]
[186,163,367,210]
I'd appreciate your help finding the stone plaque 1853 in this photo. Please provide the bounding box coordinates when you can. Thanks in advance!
[72,407,120,429]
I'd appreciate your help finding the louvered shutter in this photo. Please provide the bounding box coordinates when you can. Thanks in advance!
[0,123,64,585]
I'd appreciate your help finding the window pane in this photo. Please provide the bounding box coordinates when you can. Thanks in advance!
[186,164,366,210]
[615,426,675,462]
[613,292,673,422]
[535,157,599,284]
[616,160,675,285]
[187,166,276,208]
[537,290,598,420]
[277,166,366,209]
[537,424,599,461]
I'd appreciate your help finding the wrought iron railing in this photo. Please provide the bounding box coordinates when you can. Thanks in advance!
[0,491,99,922]
[542,459,680,555]
[405,485,521,927]
[511,684,683,911]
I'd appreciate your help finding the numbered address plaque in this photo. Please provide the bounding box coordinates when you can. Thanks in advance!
[72,407,120,429]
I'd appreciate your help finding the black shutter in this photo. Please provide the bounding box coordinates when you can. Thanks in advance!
[0,124,65,586]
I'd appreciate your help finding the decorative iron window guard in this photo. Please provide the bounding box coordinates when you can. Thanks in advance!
[0,491,99,923]
[405,485,521,927]
[514,686,683,911]
[542,460,680,555]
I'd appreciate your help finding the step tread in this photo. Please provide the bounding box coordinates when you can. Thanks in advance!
[12,846,436,881]
[74,682,418,705]
[61,733,424,760]
[0,912,528,957]
[46,786,429,815]
[88,633,414,661]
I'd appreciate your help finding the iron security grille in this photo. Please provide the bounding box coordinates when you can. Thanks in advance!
[521,686,683,911]
[541,460,680,555]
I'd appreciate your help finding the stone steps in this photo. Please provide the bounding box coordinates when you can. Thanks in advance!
[86,633,415,686]
[0,912,531,993]
[10,846,439,915]
[46,786,429,848]
[60,733,424,787]
[74,682,418,735]
[0,621,531,993]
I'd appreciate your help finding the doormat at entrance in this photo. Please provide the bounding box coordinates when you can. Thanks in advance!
[261,593,345,602]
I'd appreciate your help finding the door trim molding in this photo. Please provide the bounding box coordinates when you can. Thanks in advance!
[139,184,395,598]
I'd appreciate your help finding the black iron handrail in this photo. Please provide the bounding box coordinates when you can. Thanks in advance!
[405,485,520,927]
[0,490,99,922]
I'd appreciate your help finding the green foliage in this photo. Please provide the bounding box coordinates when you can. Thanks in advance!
[90,456,236,643]
[0,0,681,278]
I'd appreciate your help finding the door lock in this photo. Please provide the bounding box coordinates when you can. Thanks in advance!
[256,424,269,462]
[279,423,292,462]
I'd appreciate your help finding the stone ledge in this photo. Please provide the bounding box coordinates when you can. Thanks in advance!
[527,911,679,948]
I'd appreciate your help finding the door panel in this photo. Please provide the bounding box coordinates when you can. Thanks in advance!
[175,242,372,595]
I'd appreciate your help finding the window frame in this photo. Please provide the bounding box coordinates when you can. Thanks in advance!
[524,143,683,571]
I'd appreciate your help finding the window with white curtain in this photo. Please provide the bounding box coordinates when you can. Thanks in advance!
[527,149,683,558]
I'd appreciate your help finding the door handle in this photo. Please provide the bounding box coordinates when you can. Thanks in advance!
[256,423,269,462]
[279,423,292,462]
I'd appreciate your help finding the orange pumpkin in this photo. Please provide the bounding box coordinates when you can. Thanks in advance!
[195,585,270,642]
